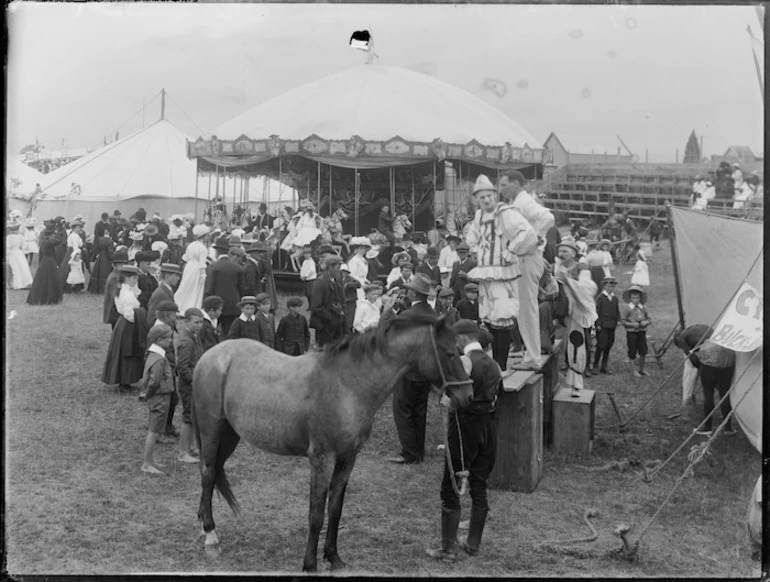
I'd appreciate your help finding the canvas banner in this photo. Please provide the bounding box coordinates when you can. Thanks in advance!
[709,283,763,352]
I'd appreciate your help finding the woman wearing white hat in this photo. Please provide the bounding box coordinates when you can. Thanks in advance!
[174,224,211,311]
[465,174,539,371]
[348,236,373,301]
[7,222,34,289]
[23,218,40,267]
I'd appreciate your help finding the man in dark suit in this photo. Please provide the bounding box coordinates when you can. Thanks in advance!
[204,235,245,336]
[400,233,419,266]
[135,251,160,310]
[309,255,346,347]
[242,242,265,297]
[416,246,441,288]
[250,203,275,235]
[388,262,414,291]
[382,273,438,465]
[94,212,113,240]
[449,242,477,302]
[147,263,181,326]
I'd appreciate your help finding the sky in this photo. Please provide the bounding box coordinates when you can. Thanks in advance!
[6,2,765,164]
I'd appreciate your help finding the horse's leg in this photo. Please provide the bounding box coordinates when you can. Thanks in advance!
[303,451,335,572]
[323,454,358,570]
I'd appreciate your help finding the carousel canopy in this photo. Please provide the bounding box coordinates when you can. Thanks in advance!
[189,65,550,171]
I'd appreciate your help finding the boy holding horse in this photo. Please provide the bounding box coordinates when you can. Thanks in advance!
[427,319,501,561]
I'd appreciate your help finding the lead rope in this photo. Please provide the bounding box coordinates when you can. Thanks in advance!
[429,326,470,497]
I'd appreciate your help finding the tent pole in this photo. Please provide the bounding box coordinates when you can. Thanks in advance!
[411,170,415,230]
[666,204,686,329]
[317,161,321,212]
[354,168,360,236]
[328,165,332,216]
[194,161,200,222]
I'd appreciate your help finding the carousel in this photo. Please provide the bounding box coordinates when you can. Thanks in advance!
[187,60,551,280]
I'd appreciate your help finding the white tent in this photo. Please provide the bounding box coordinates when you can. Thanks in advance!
[7,119,295,226]
[5,158,44,197]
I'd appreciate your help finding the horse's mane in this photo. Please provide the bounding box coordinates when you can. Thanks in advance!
[322,313,439,363]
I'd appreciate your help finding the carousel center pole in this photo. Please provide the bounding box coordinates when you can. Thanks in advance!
[354,168,360,236]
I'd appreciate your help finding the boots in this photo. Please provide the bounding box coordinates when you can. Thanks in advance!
[638,357,650,376]
[628,359,642,378]
[426,507,461,561]
[461,506,489,556]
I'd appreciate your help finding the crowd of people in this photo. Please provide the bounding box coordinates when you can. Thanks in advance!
[690,162,763,211]
[9,166,730,563]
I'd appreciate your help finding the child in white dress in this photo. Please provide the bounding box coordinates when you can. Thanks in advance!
[630,245,650,287]
[66,249,86,291]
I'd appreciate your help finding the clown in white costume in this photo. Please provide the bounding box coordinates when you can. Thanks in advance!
[555,239,598,397]
[465,174,538,371]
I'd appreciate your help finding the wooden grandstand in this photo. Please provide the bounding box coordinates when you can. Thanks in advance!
[538,163,763,225]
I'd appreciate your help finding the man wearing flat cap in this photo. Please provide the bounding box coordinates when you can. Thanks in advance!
[135,251,160,310]
[449,241,477,302]
[498,170,555,371]
[148,264,182,326]
[465,174,538,371]
[309,254,346,347]
[205,235,246,336]
[383,273,439,465]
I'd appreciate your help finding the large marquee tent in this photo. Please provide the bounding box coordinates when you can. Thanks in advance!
[6,158,44,197]
[188,64,551,235]
[8,119,294,227]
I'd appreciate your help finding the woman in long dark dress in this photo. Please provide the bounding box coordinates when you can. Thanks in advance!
[101,265,149,391]
[88,236,115,294]
[27,221,65,305]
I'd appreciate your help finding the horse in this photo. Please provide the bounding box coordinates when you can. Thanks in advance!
[320,208,350,255]
[192,314,474,572]
[392,214,412,240]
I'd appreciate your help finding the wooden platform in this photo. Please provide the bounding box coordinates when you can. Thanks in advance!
[552,387,596,458]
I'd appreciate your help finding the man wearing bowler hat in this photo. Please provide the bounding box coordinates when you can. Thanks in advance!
[243,242,266,296]
[416,246,441,289]
[135,250,160,310]
[449,241,477,302]
[204,235,245,336]
[148,263,182,326]
[498,170,555,372]
[309,254,346,347]
[383,273,438,464]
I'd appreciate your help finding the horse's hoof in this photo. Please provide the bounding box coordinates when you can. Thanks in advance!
[204,544,221,558]
[302,563,317,573]
[329,559,347,571]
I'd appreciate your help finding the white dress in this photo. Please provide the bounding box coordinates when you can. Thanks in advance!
[347,253,370,301]
[6,233,34,289]
[292,213,323,248]
[631,249,650,286]
[66,257,85,285]
[115,284,141,322]
[174,240,209,311]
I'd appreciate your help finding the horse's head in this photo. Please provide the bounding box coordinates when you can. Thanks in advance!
[336,209,349,220]
[419,316,473,410]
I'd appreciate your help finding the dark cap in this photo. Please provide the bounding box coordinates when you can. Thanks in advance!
[426,247,439,259]
[286,297,304,308]
[457,242,470,253]
[147,325,172,345]
[135,251,159,263]
[156,300,179,313]
[317,244,335,256]
[463,283,479,293]
[160,263,182,275]
[452,319,481,336]
[324,255,343,267]
[438,287,455,298]
[111,250,129,264]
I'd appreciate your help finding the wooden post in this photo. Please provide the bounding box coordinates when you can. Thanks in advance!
[489,371,543,492]
[354,168,360,236]
[666,204,686,329]
[540,338,563,445]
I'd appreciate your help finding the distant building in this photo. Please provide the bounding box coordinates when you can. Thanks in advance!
[543,132,634,170]
[24,147,95,174]
[710,146,763,173]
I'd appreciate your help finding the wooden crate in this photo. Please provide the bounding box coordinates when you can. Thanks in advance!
[489,371,543,493]
[552,388,595,457]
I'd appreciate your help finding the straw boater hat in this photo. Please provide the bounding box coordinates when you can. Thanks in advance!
[472,174,496,195]
[391,251,411,266]
[557,240,580,256]
[622,285,648,305]
[118,264,140,275]
[598,239,612,249]
[229,234,242,247]
[192,224,211,239]
[365,248,380,260]
[143,223,159,237]
[350,236,373,250]
[237,296,258,307]
[405,273,433,295]
[231,228,245,239]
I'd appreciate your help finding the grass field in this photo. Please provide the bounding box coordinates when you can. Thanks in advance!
[4,239,761,576]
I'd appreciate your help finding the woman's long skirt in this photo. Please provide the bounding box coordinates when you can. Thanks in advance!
[101,309,148,385]
[27,256,63,305]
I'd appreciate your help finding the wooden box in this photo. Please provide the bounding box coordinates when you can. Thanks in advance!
[552,388,595,457]
[489,371,543,493]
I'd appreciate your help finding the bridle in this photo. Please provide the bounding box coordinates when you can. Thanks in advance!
[428,325,473,395]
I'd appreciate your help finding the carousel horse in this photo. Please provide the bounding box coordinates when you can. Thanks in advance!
[320,208,351,255]
[392,214,412,240]
[192,314,474,572]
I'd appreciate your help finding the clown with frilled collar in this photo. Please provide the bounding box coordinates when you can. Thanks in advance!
[464,174,538,371]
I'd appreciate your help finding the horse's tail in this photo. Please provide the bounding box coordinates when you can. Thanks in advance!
[214,461,241,516]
